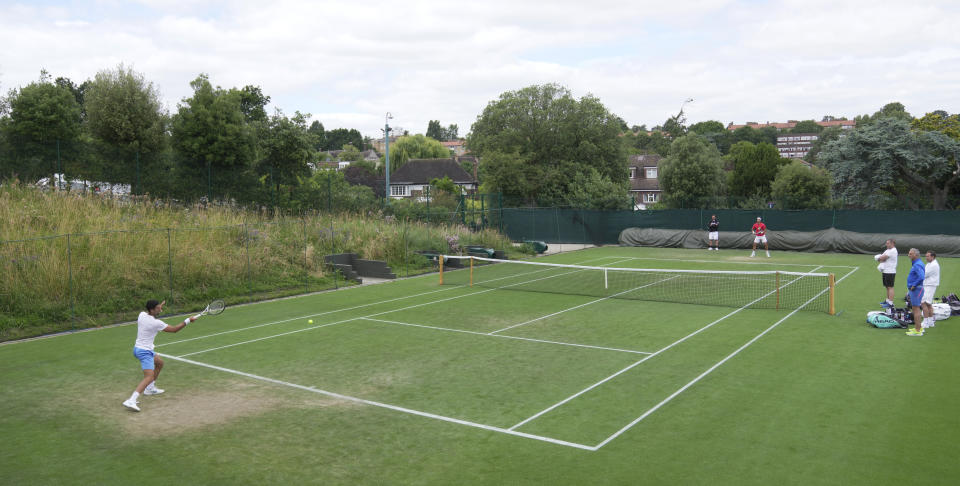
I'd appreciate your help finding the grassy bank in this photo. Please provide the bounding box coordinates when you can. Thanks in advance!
[0,183,522,341]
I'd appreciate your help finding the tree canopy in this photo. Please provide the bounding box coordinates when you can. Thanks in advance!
[384,134,450,172]
[771,161,833,209]
[820,117,960,209]
[84,64,166,153]
[659,135,725,208]
[468,83,626,207]
[726,141,789,200]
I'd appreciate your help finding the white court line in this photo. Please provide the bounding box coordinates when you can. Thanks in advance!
[607,256,857,269]
[591,265,858,449]
[507,265,826,432]
[487,275,680,335]
[160,255,616,348]
[177,258,628,357]
[361,317,652,355]
[159,353,597,451]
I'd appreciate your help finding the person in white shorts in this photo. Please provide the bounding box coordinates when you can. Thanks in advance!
[123,299,195,412]
[921,250,940,329]
[707,215,720,251]
[876,239,898,308]
[750,217,769,257]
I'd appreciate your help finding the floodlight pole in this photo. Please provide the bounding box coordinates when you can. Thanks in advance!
[384,112,393,206]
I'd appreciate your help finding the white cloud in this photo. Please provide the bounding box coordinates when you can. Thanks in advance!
[0,0,958,137]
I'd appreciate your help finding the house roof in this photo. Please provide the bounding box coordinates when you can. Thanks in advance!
[726,120,856,131]
[627,154,663,191]
[628,154,662,168]
[390,158,477,184]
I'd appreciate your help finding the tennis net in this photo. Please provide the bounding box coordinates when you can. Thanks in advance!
[439,256,835,314]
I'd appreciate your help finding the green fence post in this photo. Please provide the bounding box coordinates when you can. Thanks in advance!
[244,223,252,297]
[303,216,309,294]
[67,233,75,328]
[167,229,174,306]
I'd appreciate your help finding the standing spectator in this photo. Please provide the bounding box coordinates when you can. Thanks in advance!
[750,217,770,258]
[707,215,720,251]
[921,251,940,329]
[905,248,925,337]
[876,239,898,308]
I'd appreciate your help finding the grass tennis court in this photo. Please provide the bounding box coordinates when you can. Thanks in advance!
[2,246,958,485]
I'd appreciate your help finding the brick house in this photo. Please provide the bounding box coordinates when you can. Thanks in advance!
[628,154,662,209]
[388,158,478,199]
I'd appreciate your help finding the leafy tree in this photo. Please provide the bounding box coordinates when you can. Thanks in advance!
[441,124,459,141]
[324,128,362,152]
[426,120,443,140]
[661,116,685,138]
[237,85,270,123]
[659,135,725,208]
[171,74,256,199]
[477,150,542,206]
[338,144,363,162]
[3,73,82,183]
[631,131,672,156]
[854,102,912,127]
[467,83,626,206]
[84,64,166,153]
[429,175,459,195]
[790,120,823,134]
[820,118,960,209]
[290,168,377,212]
[259,110,313,194]
[308,120,326,150]
[804,126,843,165]
[688,120,725,136]
[912,111,960,140]
[771,161,833,209]
[821,115,847,122]
[343,162,384,198]
[54,77,89,120]
[726,141,789,199]
[382,134,449,172]
[561,168,630,210]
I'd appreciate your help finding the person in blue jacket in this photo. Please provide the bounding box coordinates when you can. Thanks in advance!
[905,248,926,337]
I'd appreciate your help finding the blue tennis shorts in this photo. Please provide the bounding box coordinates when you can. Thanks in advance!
[133,347,155,370]
[908,287,924,307]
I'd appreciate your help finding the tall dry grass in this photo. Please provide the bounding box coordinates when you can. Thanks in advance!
[0,182,520,340]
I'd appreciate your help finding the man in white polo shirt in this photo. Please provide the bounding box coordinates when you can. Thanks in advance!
[123,299,195,412]
[921,250,941,329]
[876,239,898,308]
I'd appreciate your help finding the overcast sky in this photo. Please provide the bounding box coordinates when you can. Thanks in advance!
[1,0,958,138]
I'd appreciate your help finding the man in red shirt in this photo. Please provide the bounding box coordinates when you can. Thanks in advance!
[751,217,770,258]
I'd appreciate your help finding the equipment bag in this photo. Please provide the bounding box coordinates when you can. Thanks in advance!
[941,293,960,316]
[867,311,906,329]
[932,303,952,321]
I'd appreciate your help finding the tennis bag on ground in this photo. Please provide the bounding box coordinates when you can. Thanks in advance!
[941,293,960,316]
[866,311,906,329]
[932,303,952,321]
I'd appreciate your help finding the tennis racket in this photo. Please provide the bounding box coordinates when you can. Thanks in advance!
[193,299,225,319]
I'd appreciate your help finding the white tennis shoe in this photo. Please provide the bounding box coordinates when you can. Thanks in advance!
[122,398,141,412]
[144,386,164,396]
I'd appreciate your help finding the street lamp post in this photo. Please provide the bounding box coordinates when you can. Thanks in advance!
[384,112,393,205]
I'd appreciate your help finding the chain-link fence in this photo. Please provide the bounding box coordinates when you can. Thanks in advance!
[0,215,519,341]
[500,207,960,245]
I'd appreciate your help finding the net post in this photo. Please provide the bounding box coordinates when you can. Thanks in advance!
[829,273,836,315]
[439,255,444,285]
[776,271,780,310]
[470,256,474,287]
[604,268,608,289]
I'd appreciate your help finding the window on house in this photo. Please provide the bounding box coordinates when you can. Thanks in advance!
[630,167,637,179]
[391,185,407,196]
[643,193,658,203]
[645,167,657,179]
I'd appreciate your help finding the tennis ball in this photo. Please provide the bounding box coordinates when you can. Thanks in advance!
[308,319,313,324]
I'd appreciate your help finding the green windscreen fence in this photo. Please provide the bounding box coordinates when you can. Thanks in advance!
[500,208,960,244]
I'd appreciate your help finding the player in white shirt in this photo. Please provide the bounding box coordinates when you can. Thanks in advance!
[921,251,940,329]
[123,300,195,412]
[875,239,898,308]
